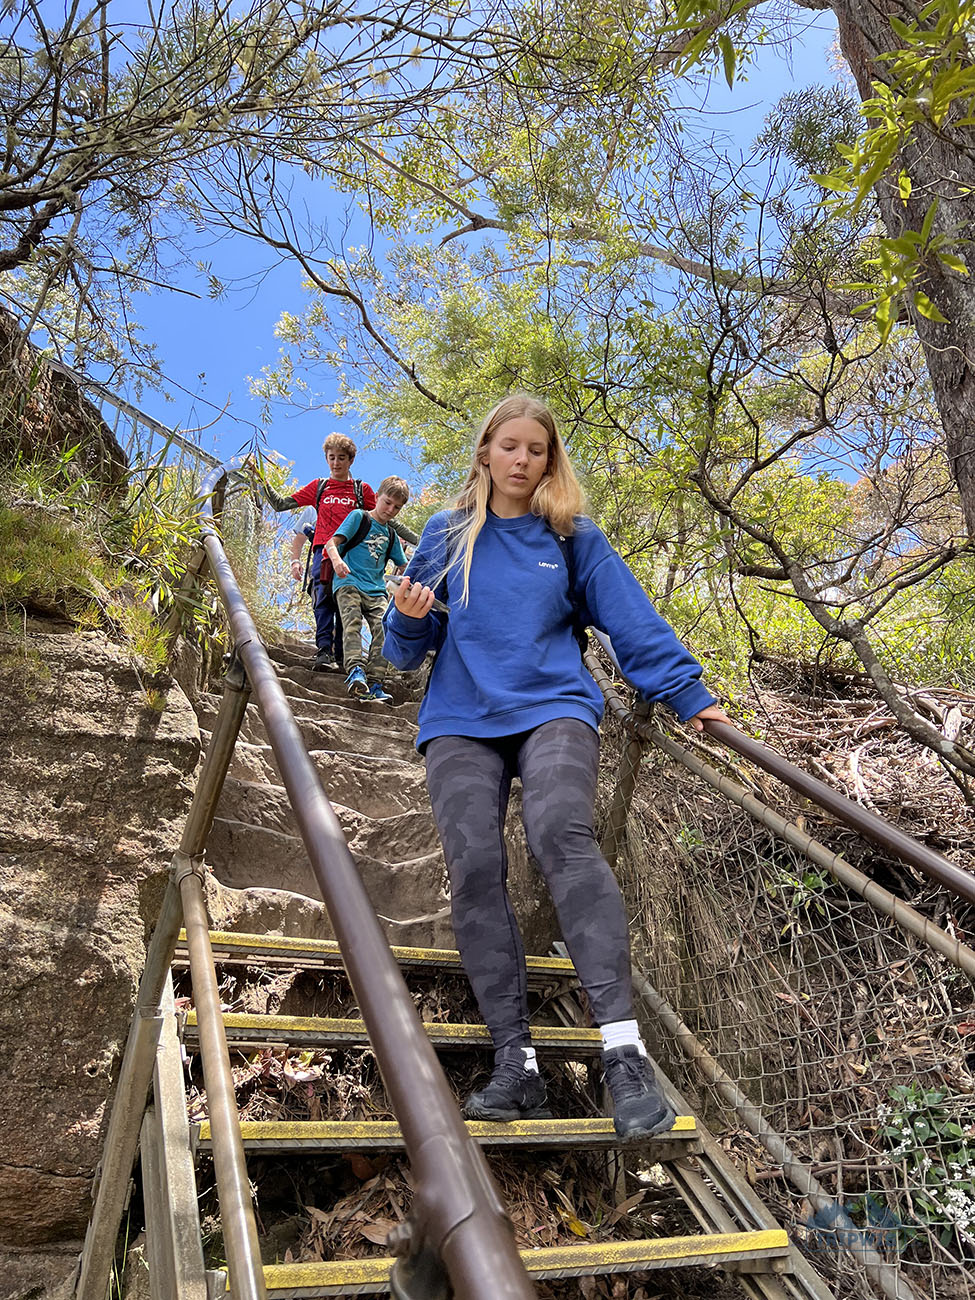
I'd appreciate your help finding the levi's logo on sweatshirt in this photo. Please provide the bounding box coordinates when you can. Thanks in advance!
[538,560,560,570]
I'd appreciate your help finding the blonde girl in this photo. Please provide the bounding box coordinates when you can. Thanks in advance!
[382,395,728,1137]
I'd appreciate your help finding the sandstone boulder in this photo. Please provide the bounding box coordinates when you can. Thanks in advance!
[0,307,128,496]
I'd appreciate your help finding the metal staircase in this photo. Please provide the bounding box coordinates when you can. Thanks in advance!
[167,914,818,1298]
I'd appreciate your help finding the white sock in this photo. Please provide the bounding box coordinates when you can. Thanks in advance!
[600,1019,647,1057]
[521,1046,539,1073]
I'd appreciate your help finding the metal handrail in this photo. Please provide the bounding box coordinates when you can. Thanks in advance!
[588,630,975,908]
[199,460,535,1299]
[589,652,975,976]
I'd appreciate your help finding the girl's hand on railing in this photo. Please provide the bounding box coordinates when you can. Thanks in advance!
[688,704,733,732]
[393,575,435,619]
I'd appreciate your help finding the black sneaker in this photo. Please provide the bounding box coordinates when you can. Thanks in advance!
[312,649,336,672]
[462,1050,552,1121]
[602,1046,677,1140]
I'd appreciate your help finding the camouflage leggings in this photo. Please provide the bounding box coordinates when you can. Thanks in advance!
[425,718,634,1051]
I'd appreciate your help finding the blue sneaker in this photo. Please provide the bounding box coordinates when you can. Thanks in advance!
[367,682,393,704]
[345,665,368,698]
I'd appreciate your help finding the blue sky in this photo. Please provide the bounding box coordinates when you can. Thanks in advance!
[122,9,840,492]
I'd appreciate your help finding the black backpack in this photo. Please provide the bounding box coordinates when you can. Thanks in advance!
[312,479,367,587]
[338,513,398,566]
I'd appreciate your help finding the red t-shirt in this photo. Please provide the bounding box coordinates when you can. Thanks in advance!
[291,477,376,546]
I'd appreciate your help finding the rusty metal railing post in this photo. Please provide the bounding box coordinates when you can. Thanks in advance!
[75,652,253,1300]
[600,697,651,871]
[176,854,267,1300]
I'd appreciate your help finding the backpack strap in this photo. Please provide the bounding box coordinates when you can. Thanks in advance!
[338,513,397,565]
[547,527,588,656]
[337,512,372,558]
[316,478,363,509]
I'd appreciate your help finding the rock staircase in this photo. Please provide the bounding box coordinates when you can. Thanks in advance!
[143,639,833,1299]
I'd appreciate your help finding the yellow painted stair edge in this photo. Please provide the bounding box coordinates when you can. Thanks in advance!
[184,1010,600,1045]
[250,1230,790,1289]
[180,929,576,976]
[197,1116,697,1143]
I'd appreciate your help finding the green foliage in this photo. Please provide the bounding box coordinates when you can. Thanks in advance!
[265,215,975,697]
[248,0,975,758]
[819,1,975,208]
[763,863,830,938]
[759,86,863,178]
[0,490,108,622]
[655,1,973,338]
[0,442,222,695]
[877,1083,975,1248]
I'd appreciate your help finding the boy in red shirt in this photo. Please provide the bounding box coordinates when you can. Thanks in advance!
[260,433,416,669]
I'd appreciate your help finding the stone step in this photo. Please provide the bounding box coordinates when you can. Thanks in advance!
[238,1231,791,1294]
[185,1010,601,1055]
[302,751,428,818]
[265,672,420,725]
[211,738,427,818]
[196,701,418,763]
[204,818,448,936]
[265,640,318,670]
[195,1114,698,1153]
[213,780,442,860]
[198,686,420,735]
[272,660,419,712]
[203,877,347,947]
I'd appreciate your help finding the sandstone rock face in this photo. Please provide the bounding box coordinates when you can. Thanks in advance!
[0,306,128,496]
[0,621,200,1276]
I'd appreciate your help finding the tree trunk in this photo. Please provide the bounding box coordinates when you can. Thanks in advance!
[828,0,975,535]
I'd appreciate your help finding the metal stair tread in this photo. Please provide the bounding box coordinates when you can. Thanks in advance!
[194,1115,697,1150]
[245,1230,791,1294]
[178,929,577,979]
[184,1009,600,1051]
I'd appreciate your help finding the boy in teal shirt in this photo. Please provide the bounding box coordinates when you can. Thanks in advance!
[325,475,409,702]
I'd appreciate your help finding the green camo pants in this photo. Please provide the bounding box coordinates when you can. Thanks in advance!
[335,586,388,683]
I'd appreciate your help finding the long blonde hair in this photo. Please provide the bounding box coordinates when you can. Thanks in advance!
[449,394,586,603]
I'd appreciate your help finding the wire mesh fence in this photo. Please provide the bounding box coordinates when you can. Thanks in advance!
[605,707,975,1300]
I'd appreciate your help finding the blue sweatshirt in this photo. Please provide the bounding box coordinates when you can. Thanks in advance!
[382,509,715,750]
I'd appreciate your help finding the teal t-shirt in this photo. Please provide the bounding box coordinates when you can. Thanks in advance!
[332,509,407,598]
